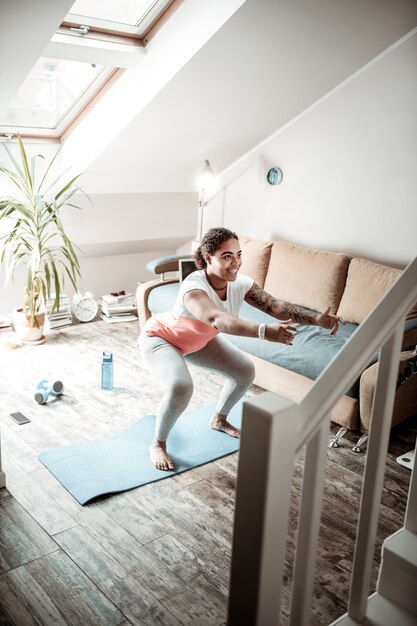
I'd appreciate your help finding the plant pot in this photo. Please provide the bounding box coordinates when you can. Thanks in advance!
[13,308,46,345]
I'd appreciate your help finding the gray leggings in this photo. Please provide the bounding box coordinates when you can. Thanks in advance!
[139,331,256,441]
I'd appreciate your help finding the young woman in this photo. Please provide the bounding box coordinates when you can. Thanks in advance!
[139,227,343,470]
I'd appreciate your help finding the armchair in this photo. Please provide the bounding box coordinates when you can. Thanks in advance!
[136,255,193,328]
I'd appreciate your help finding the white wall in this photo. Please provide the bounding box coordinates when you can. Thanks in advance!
[77,248,181,298]
[63,192,196,246]
[0,171,197,313]
[206,30,417,267]
[62,190,196,306]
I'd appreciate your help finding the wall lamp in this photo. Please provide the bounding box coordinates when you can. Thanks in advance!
[196,159,216,242]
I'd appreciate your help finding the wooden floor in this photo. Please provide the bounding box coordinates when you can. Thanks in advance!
[0,320,415,625]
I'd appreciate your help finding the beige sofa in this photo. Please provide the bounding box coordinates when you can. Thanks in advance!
[136,236,417,450]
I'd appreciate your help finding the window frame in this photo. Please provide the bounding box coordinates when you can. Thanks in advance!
[0,0,178,141]
[63,0,175,38]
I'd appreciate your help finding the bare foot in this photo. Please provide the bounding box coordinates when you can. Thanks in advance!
[149,439,175,471]
[209,414,240,438]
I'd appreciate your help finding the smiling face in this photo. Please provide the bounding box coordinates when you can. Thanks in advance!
[205,238,242,284]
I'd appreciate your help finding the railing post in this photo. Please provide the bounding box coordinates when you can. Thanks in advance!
[348,322,405,621]
[289,418,330,626]
[228,393,298,626]
[404,435,417,533]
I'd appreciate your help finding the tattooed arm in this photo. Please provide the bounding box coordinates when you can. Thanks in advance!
[245,283,317,324]
[245,283,344,335]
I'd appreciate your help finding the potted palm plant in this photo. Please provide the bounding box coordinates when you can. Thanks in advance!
[0,135,83,344]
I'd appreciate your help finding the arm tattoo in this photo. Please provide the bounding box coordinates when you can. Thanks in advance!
[246,284,317,325]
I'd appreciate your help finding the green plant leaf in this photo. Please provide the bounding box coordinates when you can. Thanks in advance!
[17,134,34,194]
[2,143,26,186]
[38,142,64,193]
[42,166,74,196]
[0,136,89,321]
[55,175,83,202]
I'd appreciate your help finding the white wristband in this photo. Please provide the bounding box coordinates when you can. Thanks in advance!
[258,323,266,340]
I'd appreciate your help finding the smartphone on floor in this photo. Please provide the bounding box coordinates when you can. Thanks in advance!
[9,411,31,425]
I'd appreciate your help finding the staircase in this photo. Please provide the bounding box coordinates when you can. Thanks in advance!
[227,254,417,626]
[332,527,417,625]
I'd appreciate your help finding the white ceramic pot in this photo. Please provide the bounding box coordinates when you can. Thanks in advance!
[13,308,46,345]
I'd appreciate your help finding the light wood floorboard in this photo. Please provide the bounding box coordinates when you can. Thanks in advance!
[0,320,415,625]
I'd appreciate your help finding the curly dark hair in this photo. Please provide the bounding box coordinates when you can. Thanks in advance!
[193,227,238,269]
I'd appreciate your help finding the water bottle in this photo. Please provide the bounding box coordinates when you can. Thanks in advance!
[101,351,113,390]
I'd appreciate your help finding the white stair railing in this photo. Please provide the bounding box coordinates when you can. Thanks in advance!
[228,254,417,625]
[289,418,329,626]
[346,324,405,620]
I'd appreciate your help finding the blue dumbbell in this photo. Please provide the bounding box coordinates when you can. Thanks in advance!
[35,379,64,405]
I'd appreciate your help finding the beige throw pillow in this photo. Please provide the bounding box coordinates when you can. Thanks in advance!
[337,258,417,323]
[263,241,351,313]
[238,236,273,288]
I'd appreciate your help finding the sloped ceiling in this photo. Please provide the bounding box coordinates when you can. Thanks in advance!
[81,0,417,193]
[2,0,417,195]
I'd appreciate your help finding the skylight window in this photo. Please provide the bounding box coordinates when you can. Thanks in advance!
[0,0,175,140]
[64,0,174,37]
[68,0,158,28]
[0,57,111,136]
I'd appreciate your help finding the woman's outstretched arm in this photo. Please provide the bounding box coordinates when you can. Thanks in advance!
[183,289,296,345]
[245,283,344,336]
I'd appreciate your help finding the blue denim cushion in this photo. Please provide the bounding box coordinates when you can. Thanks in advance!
[147,282,417,398]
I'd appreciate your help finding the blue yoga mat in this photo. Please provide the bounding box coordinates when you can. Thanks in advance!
[38,400,243,505]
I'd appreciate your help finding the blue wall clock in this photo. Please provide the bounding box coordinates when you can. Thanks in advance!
[266,167,283,185]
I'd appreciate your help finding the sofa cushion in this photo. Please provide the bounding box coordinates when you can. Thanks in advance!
[263,242,351,313]
[238,236,273,288]
[228,302,360,395]
[337,258,417,323]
